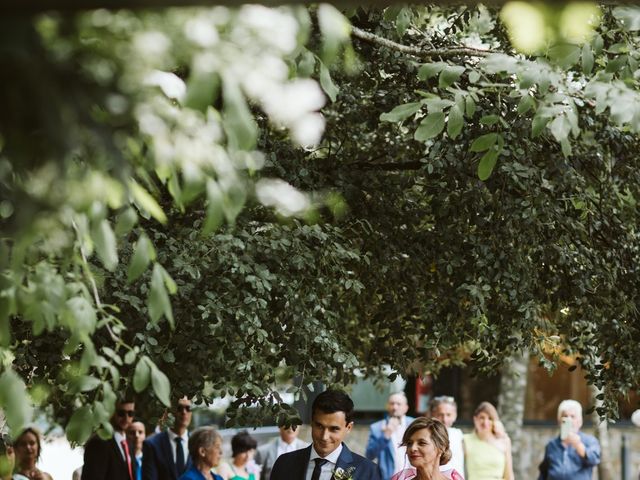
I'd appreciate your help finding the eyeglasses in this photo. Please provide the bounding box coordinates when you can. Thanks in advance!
[176,405,191,413]
[117,409,136,418]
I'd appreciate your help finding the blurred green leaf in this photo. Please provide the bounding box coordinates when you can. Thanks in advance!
[478,148,499,180]
[149,360,171,407]
[203,180,224,234]
[130,181,167,224]
[380,102,422,123]
[531,113,550,137]
[517,95,535,115]
[63,296,97,335]
[470,133,498,152]
[114,207,138,237]
[66,405,94,444]
[222,79,257,151]
[582,44,594,74]
[127,234,155,283]
[613,6,640,31]
[148,264,173,327]
[319,60,339,102]
[0,370,32,433]
[317,4,351,64]
[414,112,446,141]
[133,357,151,392]
[418,62,446,81]
[439,66,465,88]
[185,73,219,113]
[447,105,464,139]
[91,220,118,271]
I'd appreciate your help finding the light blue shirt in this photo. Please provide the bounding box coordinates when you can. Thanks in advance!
[538,431,600,480]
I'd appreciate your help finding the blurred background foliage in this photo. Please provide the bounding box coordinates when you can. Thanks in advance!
[2,2,640,439]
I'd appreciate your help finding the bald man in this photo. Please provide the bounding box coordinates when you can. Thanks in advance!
[365,392,414,480]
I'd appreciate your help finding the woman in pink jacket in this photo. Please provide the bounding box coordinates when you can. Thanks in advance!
[391,417,464,480]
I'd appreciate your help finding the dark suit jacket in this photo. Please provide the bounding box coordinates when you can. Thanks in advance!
[270,444,381,480]
[142,431,192,480]
[81,434,131,480]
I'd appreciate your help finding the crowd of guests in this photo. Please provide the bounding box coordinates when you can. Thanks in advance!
[366,393,601,480]
[0,391,604,480]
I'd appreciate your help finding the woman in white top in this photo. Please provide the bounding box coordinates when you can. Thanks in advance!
[430,396,464,475]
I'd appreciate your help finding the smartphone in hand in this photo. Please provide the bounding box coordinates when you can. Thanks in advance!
[560,417,573,440]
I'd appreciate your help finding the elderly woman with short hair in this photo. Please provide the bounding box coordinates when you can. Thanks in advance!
[179,427,223,480]
[391,417,464,480]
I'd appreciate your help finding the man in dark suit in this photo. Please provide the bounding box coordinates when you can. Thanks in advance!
[142,397,193,480]
[82,398,136,480]
[270,390,381,480]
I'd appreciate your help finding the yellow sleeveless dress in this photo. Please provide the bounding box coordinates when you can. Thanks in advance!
[463,433,505,480]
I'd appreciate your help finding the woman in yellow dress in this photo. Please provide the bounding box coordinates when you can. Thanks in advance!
[463,402,513,480]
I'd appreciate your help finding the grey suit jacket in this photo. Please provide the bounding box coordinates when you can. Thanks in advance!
[255,437,309,480]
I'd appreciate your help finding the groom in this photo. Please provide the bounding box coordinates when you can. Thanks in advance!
[271,390,381,480]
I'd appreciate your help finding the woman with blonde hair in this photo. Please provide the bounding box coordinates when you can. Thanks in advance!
[391,417,464,480]
[463,402,513,480]
[13,427,54,480]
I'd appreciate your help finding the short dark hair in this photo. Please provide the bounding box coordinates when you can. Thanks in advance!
[231,430,257,457]
[401,417,451,465]
[312,390,354,424]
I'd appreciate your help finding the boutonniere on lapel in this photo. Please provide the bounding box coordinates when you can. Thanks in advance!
[333,466,356,480]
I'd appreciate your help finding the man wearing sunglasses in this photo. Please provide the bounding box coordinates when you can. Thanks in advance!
[142,397,193,480]
[82,398,137,480]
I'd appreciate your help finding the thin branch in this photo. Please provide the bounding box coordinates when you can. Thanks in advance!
[71,218,119,343]
[351,26,493,59]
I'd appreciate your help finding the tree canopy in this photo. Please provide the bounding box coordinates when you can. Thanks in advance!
[2,3,640,439]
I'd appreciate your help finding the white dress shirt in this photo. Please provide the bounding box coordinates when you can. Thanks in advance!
[391,416,408,474]
[440,427,464,475]
[114,431,128,460]
[305,444,343,480]
[277,439,298,458]
[167,429,189,464]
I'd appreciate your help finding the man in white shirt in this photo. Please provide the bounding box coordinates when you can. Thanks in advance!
[430,395,464,476]
[365,392,414,480]
[255,421,309,480]
[142,397,192,480]
[270,390,381,480]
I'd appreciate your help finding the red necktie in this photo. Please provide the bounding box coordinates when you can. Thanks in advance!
[121,439,134,480]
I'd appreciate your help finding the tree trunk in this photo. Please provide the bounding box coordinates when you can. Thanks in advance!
[590,384,614,480]
[497,349,530,480]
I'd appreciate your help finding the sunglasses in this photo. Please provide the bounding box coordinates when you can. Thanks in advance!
[176,405,191,413]
[117,409,136,418]
[434,395,455,403]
